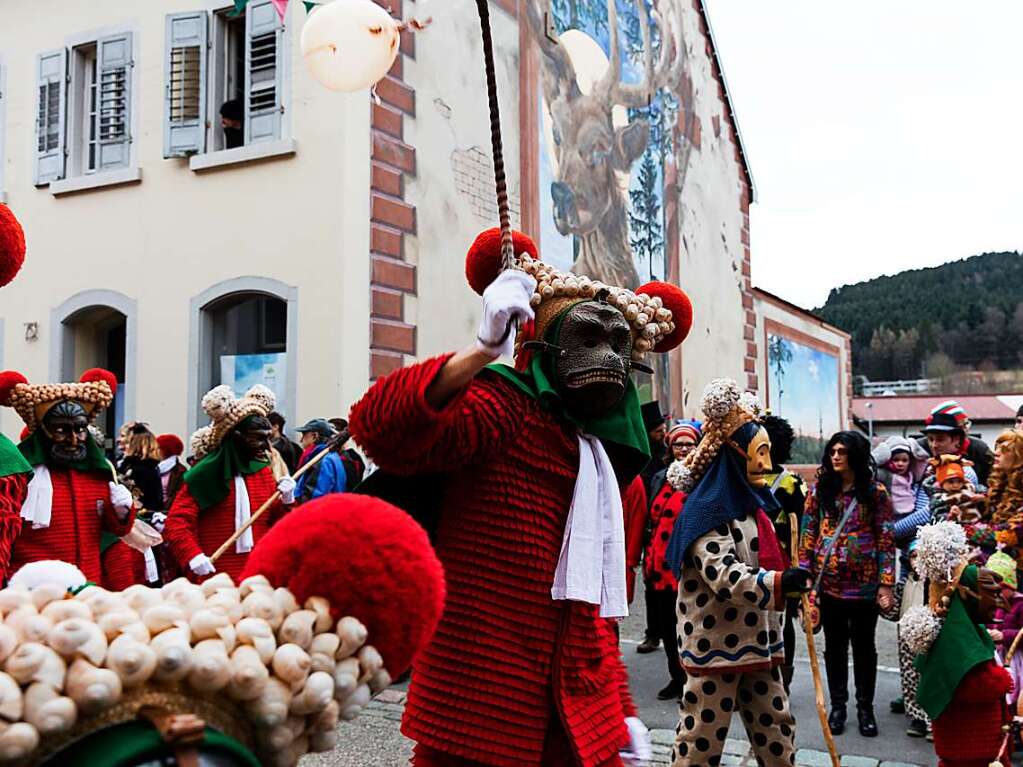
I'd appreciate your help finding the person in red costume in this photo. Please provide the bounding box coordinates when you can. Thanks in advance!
[349,228,693,767]
[0,369,136,584]
[164,383,295,583]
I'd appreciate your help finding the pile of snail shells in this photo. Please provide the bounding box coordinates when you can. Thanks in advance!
[0,573,391,767]
[517,257,675,361]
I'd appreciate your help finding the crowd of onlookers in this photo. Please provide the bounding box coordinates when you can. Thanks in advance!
[635,397,1023,742]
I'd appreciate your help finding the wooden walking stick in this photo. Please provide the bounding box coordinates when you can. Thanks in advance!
[790,513,840,767]
[210,429,350,563]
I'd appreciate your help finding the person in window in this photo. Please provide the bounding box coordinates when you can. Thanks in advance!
[220,99,243,149]
[295,419,347,502]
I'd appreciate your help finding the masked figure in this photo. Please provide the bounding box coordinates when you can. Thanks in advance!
[662,381,811,767]
[163,385,297,582]
[0,369,136,583]
[349,228,692,767]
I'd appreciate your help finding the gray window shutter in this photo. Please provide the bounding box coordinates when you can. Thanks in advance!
[96,32,133,171]
[34,49,67,185]
[164,12,208,158]
[245,0,284,144]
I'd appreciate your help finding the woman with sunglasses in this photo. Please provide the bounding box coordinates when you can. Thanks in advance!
[799,431,896,738]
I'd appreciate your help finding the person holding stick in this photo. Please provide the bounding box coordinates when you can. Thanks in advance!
[163,384,296,582]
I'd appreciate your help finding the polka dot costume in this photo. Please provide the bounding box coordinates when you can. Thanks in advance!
[671,666,796,767]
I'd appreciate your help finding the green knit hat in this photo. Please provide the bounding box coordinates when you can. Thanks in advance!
[986,551,1018,590]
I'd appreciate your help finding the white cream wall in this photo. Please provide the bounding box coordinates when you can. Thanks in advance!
[0,1,370,440]
[675,2,748,412]
[402,0,521,359]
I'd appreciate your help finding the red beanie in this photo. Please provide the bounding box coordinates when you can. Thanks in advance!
[156,434,184,458]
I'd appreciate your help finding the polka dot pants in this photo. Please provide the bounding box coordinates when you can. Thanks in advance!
[672,666,796,767]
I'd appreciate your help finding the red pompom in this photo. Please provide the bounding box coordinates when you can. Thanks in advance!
[465,228,539,296]
[240,495,445,676]
[79,368,118,397]
[0,206,26,289]
[0,371,27,407]
[637,281,693,352]
[156,434,184,458]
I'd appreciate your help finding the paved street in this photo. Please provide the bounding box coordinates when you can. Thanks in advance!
[307,595,942,766]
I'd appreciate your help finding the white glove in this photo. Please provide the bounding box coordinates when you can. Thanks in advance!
[150,511,168,532]
[620,716,651,766]
[475,270,536,359]
[277,476,297,505]
[109,482,134,519]
[189,554,216,577]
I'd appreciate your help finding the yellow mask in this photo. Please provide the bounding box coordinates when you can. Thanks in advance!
[744,427,773,488]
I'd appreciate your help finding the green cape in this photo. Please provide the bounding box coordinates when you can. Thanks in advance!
[183,422,269,511]
[18,430,112,475]
[0,433,31,478]
[915,564,995,720]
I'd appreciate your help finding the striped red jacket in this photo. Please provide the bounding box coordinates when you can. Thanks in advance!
[162,466,287,582]
[0,474,28,583]
[10,468,135,584]
[350,355,637,767]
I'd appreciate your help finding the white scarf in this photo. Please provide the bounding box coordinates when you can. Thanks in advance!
[20,465,54,530]
[551,434,628,618]
[158,455,186,475]
[233,475,254,554]
[143,548,159,583]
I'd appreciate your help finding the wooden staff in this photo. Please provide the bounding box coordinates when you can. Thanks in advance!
[790,513,840,767]
[210,429,350,563]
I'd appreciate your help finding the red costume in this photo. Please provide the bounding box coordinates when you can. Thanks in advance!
[0,472,28,583]
[622,477,647,604]
[350,355,637,767]
[164,466,286,583]
[932,660,1012,767]
[644,480,682,592]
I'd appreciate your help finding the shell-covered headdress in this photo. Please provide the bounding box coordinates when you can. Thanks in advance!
[190,385,276,459]
[0,369,117,434]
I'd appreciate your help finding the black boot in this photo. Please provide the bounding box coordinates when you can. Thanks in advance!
[857,706,878,737]
[827,706,847,735]
[657,680,683,700]
[636,636,660,654]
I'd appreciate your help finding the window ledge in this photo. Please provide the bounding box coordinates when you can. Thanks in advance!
[189,139,297,172]
[50,167,142,196]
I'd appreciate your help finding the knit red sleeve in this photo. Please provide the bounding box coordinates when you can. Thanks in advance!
[163,484,204,568]
[956,660,1013,703]
[100,498,136,538]
[349,354,522,475]
[622,477,647,571]
[0,475,26,583]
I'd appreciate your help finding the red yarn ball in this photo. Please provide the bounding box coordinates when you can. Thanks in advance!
[0,206,25,288]
[240,495,445,676]
[637,281,693,353]
[465,228,539,296]
[0,371,27,407]
[79,368,118,397]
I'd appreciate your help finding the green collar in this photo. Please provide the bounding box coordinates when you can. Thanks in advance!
[56,720,260,767]
[183,436,269,511]
[485,349,650,483]
[18,430,112,476]
[0,434,32,478]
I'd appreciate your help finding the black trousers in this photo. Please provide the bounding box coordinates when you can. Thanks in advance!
[820,595,879,709]
[644,582,660,641]
[652,589,685,685]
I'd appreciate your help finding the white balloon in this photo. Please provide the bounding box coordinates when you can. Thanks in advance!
[301,0,401,93]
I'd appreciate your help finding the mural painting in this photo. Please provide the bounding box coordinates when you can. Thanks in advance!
[766,330,843,464]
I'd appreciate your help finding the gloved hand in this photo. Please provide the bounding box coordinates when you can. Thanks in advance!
[475,270,536,359]
[277,476,297,505]
[781,567,812,596]
[620,716,651,766]
[150,511,168,532]
[108,482,134,520]
[189,554,216,577]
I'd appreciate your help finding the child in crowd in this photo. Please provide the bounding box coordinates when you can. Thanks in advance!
[930,455,994,556]
[987,551,1023,710]
[873,437,930,578]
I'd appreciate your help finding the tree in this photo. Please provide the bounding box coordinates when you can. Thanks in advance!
[768,335,793,412]
[628,151,663,281]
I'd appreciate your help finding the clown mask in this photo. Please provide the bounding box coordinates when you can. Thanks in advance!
[745,426,773,488]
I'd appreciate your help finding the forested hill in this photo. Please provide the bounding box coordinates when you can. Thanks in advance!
[816,251,1023,380]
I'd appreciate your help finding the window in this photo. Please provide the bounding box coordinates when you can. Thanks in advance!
[164,0,287,159]
[34,32,134,186]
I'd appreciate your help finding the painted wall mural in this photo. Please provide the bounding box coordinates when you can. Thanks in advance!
[525,0,695,290]
[767,331,843,465]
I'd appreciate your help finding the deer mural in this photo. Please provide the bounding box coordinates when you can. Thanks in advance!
[526,0,688,289]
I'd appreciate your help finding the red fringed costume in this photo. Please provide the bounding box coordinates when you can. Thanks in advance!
[0,473,27,583]
[350,355,637,767]
[163,467,286,583]
[932,660,1012,767]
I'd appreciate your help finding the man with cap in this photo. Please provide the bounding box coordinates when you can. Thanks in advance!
[917,400,994,485]
[0,368,137,583]
[637,399,667,654]
[163,384,296,582]
[295,418,348,503]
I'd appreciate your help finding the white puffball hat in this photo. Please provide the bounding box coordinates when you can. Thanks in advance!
[301,0,401,92]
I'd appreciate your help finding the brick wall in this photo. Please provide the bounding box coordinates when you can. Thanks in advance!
[452,147,521,224]
[369,0,418,379]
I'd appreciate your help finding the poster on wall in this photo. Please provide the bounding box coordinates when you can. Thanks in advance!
[219,353,287,410]
[766,331,842,465]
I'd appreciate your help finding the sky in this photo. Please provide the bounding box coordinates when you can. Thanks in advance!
[703,1,1023,310]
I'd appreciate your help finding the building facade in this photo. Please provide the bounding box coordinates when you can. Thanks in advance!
[0,0,755,444]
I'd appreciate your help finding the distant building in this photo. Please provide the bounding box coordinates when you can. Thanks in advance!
[852,394,1023,445]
